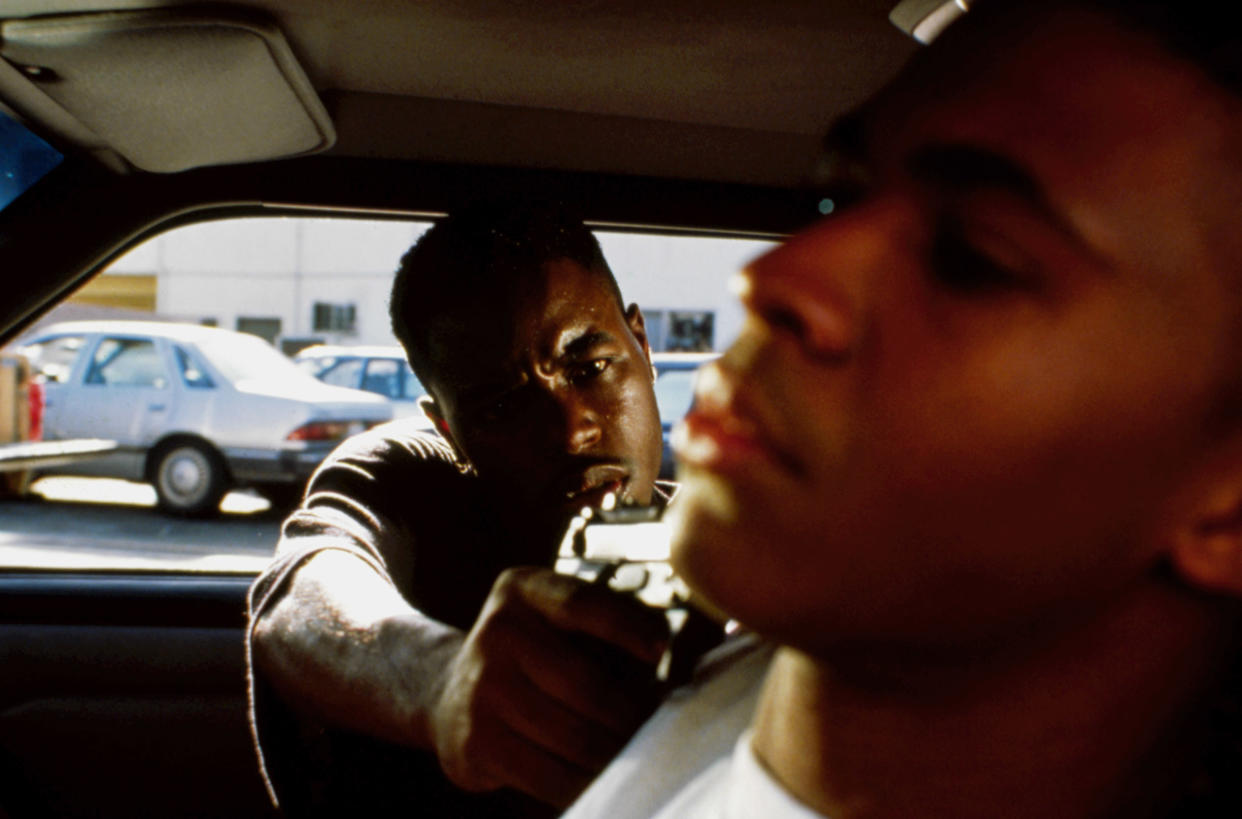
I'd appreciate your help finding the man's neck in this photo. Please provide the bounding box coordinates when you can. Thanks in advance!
[750,578,1234,819]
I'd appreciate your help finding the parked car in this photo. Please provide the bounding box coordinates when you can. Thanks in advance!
[294,344,433,427]
[651,352,718,479]
[17,321,393,515]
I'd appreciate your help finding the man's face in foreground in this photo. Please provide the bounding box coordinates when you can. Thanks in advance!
[428,258,663,539]
[669,8,1242,653]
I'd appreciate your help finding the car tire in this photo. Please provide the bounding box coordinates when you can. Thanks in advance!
[152,441,228,516]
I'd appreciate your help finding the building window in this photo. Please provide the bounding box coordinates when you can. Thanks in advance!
[644,310,667,351]
[236,316,282,345]
[642,309,714,351]
[312,302,357,334]
[667,310,714,352]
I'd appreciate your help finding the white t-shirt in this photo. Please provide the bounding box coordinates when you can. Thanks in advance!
[644,730,826,819]
[562,631,822,819]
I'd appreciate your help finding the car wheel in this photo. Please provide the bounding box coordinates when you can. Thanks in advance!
[153,441,227,516]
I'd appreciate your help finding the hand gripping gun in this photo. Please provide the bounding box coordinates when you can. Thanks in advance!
[556,495,725,688]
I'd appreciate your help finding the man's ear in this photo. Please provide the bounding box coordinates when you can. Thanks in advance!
[624,303,654,371]
[1167,454,1242,597]
[419,396,466,460]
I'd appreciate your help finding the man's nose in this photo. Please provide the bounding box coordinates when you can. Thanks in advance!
[737,201,896,359]
[559,392,602,454]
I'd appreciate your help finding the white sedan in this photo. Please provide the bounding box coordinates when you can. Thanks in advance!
[17,320,392,515]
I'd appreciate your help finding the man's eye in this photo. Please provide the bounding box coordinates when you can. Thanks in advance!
[928,220,1033,295]
[568,359,610,383]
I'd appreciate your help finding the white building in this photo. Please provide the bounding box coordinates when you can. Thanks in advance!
[102,215,774,354]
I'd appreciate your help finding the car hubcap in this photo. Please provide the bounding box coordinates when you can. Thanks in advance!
[169,456,203,496]
[161,448,209,504]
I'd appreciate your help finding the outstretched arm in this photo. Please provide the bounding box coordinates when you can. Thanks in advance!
[251,549,669,808]
[251,548,462,748]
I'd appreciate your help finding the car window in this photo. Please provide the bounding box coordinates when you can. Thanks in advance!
[174,345,215,388]
[653,368,697,426]
[398,361,425,401]
[85,337,168,388]
[320,358,364,389]
[1,214,774,573]
[361,358,400,398]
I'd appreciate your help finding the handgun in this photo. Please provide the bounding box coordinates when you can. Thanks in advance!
[555,495,725,686]
[556,499,682,607]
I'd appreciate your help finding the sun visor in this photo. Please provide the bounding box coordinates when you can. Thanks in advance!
[0,8,334,172]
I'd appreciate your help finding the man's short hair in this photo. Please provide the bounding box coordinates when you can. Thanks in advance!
[1086,0,1242,94]
[983,0,1242,96]
[389,201,623,388]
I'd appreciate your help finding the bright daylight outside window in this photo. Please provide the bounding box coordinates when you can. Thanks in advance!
[0,215,774,573]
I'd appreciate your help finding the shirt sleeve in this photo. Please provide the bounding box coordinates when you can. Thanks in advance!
[244,420,480,814]
[251,421,466,616]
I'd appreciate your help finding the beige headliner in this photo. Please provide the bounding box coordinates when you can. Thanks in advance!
[0,0,917,186]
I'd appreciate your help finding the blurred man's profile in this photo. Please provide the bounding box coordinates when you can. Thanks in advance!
[564,1,1242,816]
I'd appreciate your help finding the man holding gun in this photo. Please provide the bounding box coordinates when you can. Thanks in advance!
[248,202,674,817]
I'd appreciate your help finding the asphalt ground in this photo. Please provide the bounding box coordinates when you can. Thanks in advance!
[0,477,283,572]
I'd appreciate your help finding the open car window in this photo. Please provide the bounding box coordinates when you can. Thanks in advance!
[0,213,773,574]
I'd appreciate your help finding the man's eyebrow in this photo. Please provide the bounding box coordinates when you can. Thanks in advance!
[559,329,616,361]
[907,143,1047,209]
[907,143,1098,252]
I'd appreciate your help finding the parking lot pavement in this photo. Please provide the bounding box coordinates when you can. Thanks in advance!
[0,477,283,572]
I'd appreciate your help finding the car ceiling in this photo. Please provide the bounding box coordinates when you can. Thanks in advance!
[0,1,920,343]
[0,0,917,185]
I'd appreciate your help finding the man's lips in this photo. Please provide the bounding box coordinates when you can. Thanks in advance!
[563,463,629,503]
[673,410,774,472]
[672,362,803,476]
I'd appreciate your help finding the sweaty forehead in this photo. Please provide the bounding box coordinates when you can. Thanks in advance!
[529,258,623,340]
[426,258,623,395]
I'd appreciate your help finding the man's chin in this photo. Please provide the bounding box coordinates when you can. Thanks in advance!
[666,471,754,598]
